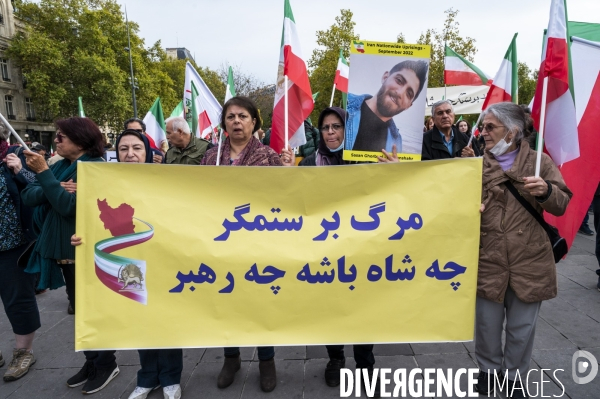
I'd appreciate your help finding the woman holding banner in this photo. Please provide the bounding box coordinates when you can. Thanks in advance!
[295,107,378,396]
[0,125,41,382]
[71,129,179,399]
[201,96,292,393]
[476,102,571,398]
[20,117,121,395]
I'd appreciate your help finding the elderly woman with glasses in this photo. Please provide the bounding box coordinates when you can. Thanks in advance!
[475,102,571,399]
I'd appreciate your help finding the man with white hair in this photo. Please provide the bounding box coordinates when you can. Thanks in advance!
[421,100,480,160]
[164,116,212,165]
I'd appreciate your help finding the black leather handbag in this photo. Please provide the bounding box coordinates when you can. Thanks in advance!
[505,181,568,263]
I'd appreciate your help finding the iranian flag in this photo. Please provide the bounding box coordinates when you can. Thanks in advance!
[224,66,236,103]
[444,46,491,86]
[270,0,314,152]
[184,62,222,138]
[481,33,518,110]
[531,0,579,166]
[170,100,184,118]
[544,31,600,249]
[191,81,214,139]
[142,97,167,151]
[334,49,349,93]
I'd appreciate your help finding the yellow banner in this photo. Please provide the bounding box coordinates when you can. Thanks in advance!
[343,150,422,162]
[351,40,431,58]
[75,159,482,350]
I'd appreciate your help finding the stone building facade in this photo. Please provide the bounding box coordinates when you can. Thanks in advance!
[0,1,54,149]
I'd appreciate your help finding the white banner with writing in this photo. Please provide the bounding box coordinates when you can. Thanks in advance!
[425,85,489,116]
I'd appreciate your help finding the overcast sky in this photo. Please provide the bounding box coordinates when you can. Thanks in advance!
[117,0,600,86]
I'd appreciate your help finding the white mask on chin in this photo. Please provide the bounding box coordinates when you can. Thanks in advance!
[489,131,513,157]
[329,141,344,152]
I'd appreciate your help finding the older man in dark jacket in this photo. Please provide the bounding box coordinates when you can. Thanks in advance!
[422,100,481,160]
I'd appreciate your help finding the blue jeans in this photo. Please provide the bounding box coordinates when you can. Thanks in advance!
[137,349,183,388]
[224,347,274,361]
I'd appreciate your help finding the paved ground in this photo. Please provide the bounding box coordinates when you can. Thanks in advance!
[0,222,598,398]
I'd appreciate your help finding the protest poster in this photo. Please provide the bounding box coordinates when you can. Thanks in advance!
[424,85,490,116]
[75,159,482,350]
[343,40,430,162]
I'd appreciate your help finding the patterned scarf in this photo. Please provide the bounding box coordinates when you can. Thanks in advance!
[203,136,282,166]
[0,140,8,160]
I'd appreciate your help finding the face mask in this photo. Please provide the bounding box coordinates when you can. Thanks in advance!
[489,131,513,157]
[329,141,344,152]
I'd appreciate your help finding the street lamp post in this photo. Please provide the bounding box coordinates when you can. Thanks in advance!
[124,7,138,118]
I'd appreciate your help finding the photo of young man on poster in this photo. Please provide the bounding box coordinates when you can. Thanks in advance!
[346,60,429,153]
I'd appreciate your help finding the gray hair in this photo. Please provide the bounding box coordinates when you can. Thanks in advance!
[165,116,190,135]
[431,100,454,117]
[481,102,526,145]
[0,123,8,141]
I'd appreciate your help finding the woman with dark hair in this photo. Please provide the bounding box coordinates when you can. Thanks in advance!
[457,119,471,136]
[201,96,293,167]
[293,107,378,396]
[21,117,120,395]
[201,96,291,393]
[71,129,179,399]
[299,107,346,166]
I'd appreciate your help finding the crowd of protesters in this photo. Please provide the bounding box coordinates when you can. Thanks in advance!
[1,95,598,399]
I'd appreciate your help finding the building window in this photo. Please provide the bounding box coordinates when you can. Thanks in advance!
[5,95,15,119]
[25,97,34,120]
[0,1,4,25]
[0,59,10,82]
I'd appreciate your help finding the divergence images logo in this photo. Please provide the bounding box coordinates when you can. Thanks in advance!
[94,199,155,305]
[572,350,598,384]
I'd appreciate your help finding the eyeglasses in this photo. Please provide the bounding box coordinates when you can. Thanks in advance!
[55,132,65,143]
[320,123,343,133]
[479,123,506,133]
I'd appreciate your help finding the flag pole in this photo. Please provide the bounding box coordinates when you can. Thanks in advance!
[534,76,549,178]
[215,128,223,166]
[329,83,336,107]
[284,75,289,150]
[466,113,483,148]
[0,112,30,150]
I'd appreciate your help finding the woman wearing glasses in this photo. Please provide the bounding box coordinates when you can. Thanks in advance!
[298,107,347,166]
[21,117,121,395]
[475,103,571,398]
[295,107,378,397]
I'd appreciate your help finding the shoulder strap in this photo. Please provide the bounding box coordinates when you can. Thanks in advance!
[505,181,554,236]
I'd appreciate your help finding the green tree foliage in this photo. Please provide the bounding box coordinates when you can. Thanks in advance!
[8,0,223,131]
[421,8,477,88]
[398,9,477,88]
[518,61,538,106]
[307,9,358,121]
